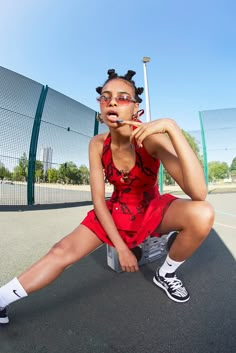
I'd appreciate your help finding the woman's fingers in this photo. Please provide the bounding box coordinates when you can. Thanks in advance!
[130,126,152,146]
[121,122,144,146]
[121,121,142,127]
[123,120,167,146]
[122,265,139,272]
[119,250,139,272]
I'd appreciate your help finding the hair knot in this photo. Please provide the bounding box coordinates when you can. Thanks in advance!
[124,70,136,81]
[107,69,118,79]
[96,69,144,103]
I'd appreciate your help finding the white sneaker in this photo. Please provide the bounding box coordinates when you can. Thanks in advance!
[153,269,190,303]
[0,307,9,324]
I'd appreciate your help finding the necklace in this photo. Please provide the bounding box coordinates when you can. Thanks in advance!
[120,169,129,180]
[120,169,131,183]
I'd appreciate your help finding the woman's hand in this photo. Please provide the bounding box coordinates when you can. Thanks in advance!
[118,248,139,272]
[121,118,175,147]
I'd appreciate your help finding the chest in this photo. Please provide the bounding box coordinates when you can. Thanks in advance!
[102,139,160,188]
[111,143,136,173]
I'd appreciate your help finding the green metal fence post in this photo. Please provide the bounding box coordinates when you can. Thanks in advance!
[158,162,163,194]
[199,111,209,189]
[94,112,99,136]
[27,85,48,205]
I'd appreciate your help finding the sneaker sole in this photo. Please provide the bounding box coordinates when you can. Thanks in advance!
[0,317,9,324]
[153,276,190,303]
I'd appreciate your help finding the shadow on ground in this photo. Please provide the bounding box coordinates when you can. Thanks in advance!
[0,201,93,212]
[0,229,235,353]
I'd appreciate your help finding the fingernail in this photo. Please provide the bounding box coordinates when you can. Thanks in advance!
[115,119,123,123]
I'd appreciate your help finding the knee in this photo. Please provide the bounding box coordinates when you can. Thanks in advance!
[49,240,72,266]
[193,201,215,237]
[199,201,215,227]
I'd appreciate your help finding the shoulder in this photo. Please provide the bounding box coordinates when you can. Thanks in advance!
[89,133,109,156]
[90,133,108,147]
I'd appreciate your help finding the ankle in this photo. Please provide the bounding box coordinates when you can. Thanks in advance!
[158,254,185,277]
[0,278,28,306]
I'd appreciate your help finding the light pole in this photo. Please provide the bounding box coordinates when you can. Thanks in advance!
[142,57,151,122]
[142,57,163,192]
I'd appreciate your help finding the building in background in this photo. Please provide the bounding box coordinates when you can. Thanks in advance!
[40,146,53,174]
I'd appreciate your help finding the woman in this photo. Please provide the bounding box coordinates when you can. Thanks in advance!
[0,69,214,324]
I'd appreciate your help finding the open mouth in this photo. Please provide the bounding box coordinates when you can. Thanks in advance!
[107,111,119,120]
[107,110,118,116]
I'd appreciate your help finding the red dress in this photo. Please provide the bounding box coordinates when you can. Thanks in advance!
[81,134,177,248]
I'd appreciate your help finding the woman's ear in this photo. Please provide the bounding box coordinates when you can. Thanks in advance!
[134,103,140,114]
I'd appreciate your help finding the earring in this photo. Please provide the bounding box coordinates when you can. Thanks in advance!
[96,112,104,123]
[132,109,144,121]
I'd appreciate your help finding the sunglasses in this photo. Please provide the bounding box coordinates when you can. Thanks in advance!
[97,94,136,105]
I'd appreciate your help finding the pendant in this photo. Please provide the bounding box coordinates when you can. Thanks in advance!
[120,169,131,183]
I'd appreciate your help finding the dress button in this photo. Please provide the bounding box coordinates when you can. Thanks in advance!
[115,207,119,210]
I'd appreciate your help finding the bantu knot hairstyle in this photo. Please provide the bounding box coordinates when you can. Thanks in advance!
[107,69,118,79]
[96,69,144,103]
[123,70,136,81]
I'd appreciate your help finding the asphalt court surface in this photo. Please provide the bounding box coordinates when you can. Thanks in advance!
[0,193,235,353]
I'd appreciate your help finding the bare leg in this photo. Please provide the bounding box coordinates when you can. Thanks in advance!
[18,224,103,294]
[156,199,214,261]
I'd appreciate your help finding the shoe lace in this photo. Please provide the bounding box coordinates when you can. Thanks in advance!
[165,275,183,290]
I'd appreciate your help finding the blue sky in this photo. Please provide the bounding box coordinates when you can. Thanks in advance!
[0,0,235,132]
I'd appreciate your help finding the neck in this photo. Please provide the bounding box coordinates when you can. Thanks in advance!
[109,129,131,147]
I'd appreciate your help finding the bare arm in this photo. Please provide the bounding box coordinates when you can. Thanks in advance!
[123,119,207,200]
[89,135,139,271]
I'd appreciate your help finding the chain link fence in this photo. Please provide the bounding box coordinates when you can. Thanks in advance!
[1,66,235,205]
[199,108,236,192]
[161,108,236,194]
[0,66,106,205]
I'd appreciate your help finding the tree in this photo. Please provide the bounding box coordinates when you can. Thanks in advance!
[0,162,12,180]
[35,160,44,182]
[47,168,59,183]
[19,152,28,180]
[163,130,202,185]
[12,154,44,182]
[208,161,229,182]
[78,164,89,184]
[45,164,89,184]
[230,157,236,174]
[58,161,80,184]
[13,152,28,181]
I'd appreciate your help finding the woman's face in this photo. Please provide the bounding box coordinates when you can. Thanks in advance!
[98,79,139,127]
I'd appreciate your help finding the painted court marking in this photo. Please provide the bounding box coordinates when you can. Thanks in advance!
[214,222,236,230]
[214,209,236,229]
[215,209,236,218]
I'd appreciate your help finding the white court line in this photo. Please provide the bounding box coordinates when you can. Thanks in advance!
[214,222,236,230]
[215,210,236,218]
